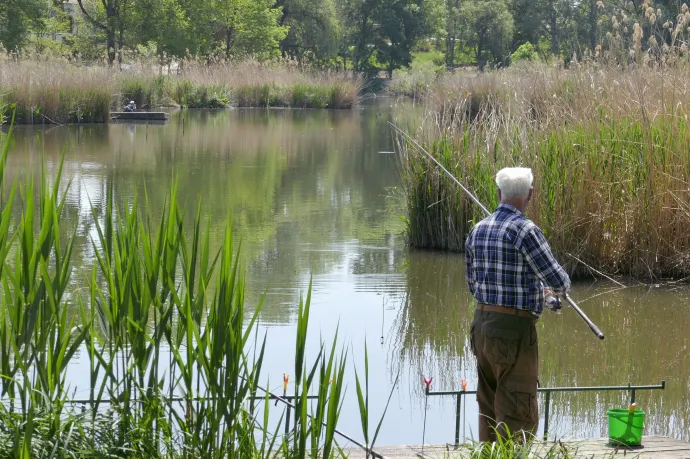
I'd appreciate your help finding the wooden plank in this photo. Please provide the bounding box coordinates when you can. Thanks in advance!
[110,112,169,120]
[348,437,690,459]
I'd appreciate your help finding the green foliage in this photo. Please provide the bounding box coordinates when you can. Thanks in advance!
[0,0,47,52]
[203,0,288,59]
[511,42,538,62]
[343,0,437,77]
[388,58,444,97]
[280,0,343,64]
[132,0,191,61]
[461,0,515,69]
[6,0,690,71]
[171,80,231,108]
[121,75,173,108]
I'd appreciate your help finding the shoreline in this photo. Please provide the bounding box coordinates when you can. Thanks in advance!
[0,61,364,125]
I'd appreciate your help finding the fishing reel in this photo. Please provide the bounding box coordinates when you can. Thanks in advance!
[545,296,563,313]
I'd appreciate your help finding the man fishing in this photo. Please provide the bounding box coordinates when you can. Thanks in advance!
[465,166,571,442]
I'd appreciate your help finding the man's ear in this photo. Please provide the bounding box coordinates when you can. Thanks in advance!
[527,188,533,202]
[498,189,502,201]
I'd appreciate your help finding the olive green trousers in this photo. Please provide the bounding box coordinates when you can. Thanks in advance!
[470,308,539,442]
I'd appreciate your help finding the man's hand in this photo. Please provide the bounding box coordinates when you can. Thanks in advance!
[545,296,562,312]
[544,288,563,312]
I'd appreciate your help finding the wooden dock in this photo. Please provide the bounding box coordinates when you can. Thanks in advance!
[345,436,690,458]
[110,111,169,121]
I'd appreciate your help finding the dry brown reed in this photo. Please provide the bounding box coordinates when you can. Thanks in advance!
[400,63,690,280]
[0,59,363,124]
[0,61,116,124]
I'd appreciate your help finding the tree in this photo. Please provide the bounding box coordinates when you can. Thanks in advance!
[208,0,288,59]
[131,0,190,61]
[277,0,343,64]
[343,0,379,73]
[342,0,435,76]
[0,0,47,52]
[375,0,435,77]
[76,0,136,66]
[444,0,462,68]
[461,0,514,69]
[230,0,289,59]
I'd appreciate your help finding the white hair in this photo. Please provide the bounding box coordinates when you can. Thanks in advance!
[495,167,533,199]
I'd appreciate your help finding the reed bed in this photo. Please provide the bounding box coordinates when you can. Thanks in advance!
[0,61,115,124]
[398,65,690,280]
[0,60,363,124]
[0,123,388,457]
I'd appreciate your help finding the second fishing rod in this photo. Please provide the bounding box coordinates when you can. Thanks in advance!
[390,122,605,340]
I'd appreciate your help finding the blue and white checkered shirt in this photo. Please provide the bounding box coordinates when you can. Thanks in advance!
[465,204,571,315]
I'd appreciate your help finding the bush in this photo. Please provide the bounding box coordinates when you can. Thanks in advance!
[511,42,538,62]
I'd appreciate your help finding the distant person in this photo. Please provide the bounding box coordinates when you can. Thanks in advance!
[124,101,136,112]
[465,167,571,443]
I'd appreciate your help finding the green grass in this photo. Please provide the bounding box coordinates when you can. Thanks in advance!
[0,117,389,457]
[430,426,632,458]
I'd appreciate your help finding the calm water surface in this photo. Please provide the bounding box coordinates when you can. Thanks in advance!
[7,100,690,446]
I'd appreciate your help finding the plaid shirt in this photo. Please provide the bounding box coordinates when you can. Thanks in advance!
[465,204,571,315]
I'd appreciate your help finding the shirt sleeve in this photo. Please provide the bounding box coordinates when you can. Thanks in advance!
[519,227,571,293]
[465,233,476,296]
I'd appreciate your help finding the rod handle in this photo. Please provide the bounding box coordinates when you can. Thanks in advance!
[564,293,605,340]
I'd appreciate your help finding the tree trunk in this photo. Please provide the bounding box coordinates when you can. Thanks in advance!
[476,28,486,71]
[225,27,234,59]
[476,40,484,71]
[589,0,597,51]
[106,29,116,67]
[76,0,117,66]
[448,0,461,70]
[354,6,371,72]
[550,0,559,55]
[118,24,124,71]
[446,22,456,69]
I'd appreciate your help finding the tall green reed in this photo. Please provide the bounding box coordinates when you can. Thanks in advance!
[399,66,690,280]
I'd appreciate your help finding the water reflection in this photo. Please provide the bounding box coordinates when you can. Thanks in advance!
[8,101,417,318]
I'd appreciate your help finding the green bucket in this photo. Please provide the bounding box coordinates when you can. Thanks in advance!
[607,409,645,447]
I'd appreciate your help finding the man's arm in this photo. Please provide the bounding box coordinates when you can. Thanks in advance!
[520,227,571,293]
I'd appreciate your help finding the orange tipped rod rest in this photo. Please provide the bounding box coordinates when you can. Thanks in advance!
[390,122,605,341]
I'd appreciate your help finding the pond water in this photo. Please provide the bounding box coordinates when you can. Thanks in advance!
[7,100,690,447]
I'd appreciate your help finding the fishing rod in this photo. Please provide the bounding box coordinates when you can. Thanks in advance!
[389,122,605,340]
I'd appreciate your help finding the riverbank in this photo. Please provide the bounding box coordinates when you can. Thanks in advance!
[398,65,690,280]
[0,61,362,124]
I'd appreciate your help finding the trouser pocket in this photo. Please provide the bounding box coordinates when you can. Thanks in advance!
[503,380,538,423]
[482,326,521,366]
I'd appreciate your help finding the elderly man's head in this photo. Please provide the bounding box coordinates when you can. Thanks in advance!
[495,167,533,211]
